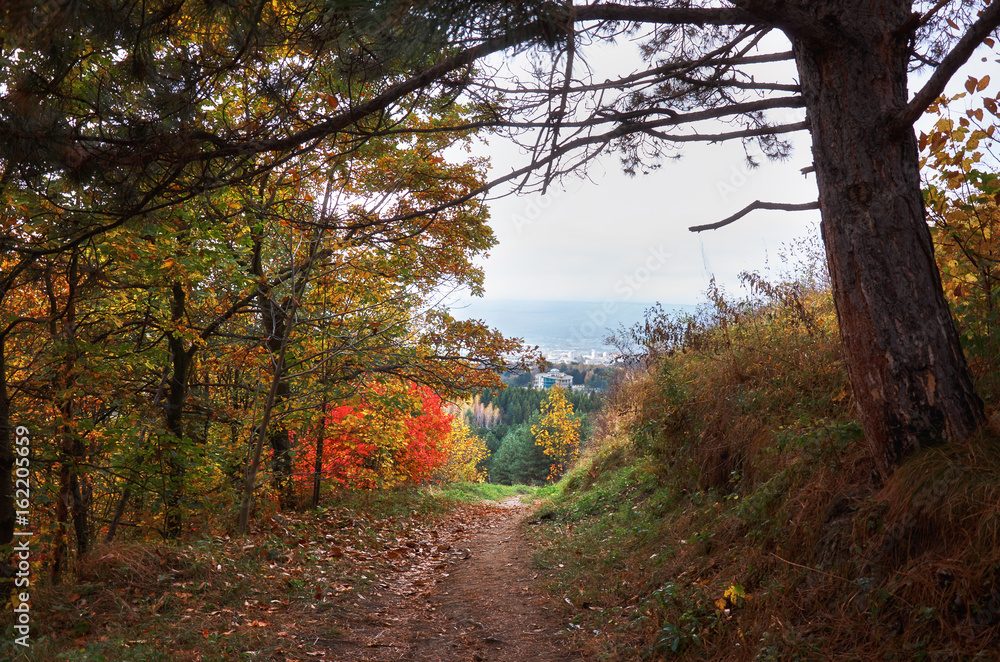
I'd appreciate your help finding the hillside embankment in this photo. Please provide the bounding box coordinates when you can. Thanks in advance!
[521,276,1000,661]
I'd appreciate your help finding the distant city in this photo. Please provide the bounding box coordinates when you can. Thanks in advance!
[449,299,697,364]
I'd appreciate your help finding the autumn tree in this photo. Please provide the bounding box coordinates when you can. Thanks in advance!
[4,0,1000,559]
[435,420,490,483]
[291,381,464,491]
[531,387,581,482]
[0,5,543,560]
[921,84,1000,398]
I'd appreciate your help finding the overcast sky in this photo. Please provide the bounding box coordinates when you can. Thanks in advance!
[472,129,820,306]
[453,31,994,309]
[458,34,819,308]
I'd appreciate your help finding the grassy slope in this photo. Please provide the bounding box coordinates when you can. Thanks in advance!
[526,288,1000,661]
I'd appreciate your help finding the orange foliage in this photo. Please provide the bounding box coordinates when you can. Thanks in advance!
[292,382,456,491]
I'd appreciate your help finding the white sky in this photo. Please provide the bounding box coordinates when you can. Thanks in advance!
[462,34,819,307]
[474,130,819,306]
[456,31,996,308]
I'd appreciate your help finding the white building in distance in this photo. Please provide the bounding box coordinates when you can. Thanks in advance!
[534,368,573,390]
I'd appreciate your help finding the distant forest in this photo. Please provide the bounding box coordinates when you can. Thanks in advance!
[462,380,607,485]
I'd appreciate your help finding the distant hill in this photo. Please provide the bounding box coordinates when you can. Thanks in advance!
[449,299,697,351]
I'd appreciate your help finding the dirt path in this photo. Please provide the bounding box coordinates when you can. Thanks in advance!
[324,497,586,661]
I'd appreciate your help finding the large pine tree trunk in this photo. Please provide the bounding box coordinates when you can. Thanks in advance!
[790,0,985,476]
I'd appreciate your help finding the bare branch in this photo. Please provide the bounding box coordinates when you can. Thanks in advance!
[688,199,820,232]
[647,120,808,143]
[919,0,956,27]
[900,0,1000,128]
[333,100,808,233]
[675,75,800,93]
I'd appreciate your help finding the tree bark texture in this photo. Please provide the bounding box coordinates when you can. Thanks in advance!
[787,0,985,475]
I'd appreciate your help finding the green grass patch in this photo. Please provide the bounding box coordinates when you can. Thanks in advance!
[426,481,538,504]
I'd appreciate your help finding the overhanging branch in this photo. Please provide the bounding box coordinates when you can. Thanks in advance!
[648,120,807,143]
[900,0,1000,129]
[689,199,820,232]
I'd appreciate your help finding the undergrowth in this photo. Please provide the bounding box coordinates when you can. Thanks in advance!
[528,257,1000,661]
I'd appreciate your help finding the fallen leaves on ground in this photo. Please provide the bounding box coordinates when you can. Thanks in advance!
[30,499,518,660]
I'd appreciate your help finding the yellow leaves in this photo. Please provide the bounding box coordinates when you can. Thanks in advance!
[715,584,748,613]
[435,420,489,483]
[922,87,1000,345]
[531,386,581,482]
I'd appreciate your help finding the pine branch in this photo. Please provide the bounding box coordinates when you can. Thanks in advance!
[900,0,1000,129]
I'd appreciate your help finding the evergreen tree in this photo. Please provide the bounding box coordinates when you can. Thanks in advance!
[488,421,550,485]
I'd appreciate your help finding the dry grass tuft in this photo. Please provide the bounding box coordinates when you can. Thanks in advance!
[74,542,201,589]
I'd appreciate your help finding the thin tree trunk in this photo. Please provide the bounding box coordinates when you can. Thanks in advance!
[270,424,295,510]
[312,390,328,508]
[50,251,90,583]
[791,0,985,476]
[72,458,90,555]
[239,233,320,532]
[238,319,296,533]
[105,488,130,543]
[163,282,196,538]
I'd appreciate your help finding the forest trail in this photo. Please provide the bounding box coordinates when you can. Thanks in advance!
[323,497,586,661]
